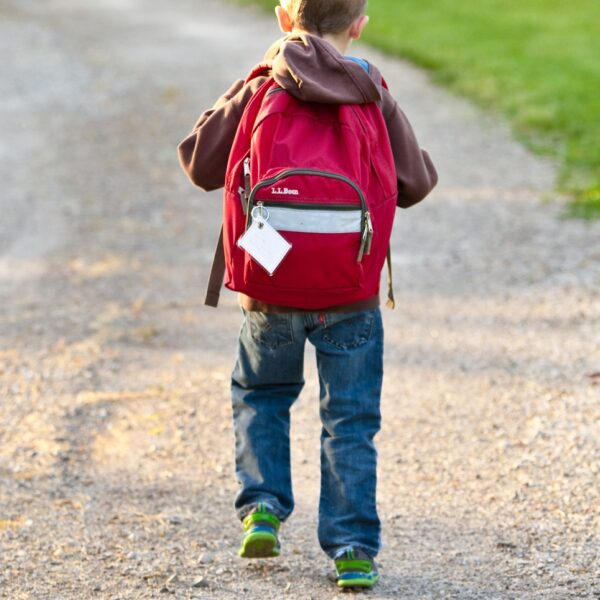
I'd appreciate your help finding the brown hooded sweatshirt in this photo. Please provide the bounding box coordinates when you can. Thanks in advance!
[178,34,438,313]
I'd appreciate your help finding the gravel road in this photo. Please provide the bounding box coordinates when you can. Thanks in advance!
[1,1,599,598]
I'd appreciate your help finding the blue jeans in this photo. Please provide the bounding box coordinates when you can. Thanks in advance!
[231,308,383,559]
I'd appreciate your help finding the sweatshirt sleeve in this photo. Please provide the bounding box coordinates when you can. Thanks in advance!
[381,90,438,208]
[177,77,267,192]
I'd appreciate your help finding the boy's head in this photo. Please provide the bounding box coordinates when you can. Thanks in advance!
[276,0,368,43]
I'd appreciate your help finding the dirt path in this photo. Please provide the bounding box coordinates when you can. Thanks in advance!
[1,1,599,598]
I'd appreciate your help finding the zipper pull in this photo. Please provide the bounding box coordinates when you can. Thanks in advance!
[365,211,374,256]
[357,212,374,262]
[357,225,368,262]
[242,157,251,214]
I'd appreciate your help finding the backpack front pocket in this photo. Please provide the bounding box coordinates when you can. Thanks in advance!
[243,205,366,292]
[241,169,372,293]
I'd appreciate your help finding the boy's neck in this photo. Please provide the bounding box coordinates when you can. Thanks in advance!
[292,29,351,55]
[322,33,351,55]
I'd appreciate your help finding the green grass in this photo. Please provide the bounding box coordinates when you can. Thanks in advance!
[245,0,600,217]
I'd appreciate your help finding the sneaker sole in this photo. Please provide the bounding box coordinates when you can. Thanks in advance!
[337,573,380,589]
[239,531,280,558]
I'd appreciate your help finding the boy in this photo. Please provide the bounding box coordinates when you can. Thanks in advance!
[178,0,437,589]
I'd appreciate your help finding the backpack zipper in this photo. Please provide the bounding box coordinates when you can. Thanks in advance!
[266,86,286,97]
[253,200,359,211]
[247,168,373,261]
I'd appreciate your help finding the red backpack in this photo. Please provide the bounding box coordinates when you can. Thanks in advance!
[205,66,397,310]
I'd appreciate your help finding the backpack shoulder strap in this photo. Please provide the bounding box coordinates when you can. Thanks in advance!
[245,63,272,83]
[205,228,225,307]
[205,73,274,308]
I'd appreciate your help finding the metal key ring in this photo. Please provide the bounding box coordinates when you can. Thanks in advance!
[251,204,269,222]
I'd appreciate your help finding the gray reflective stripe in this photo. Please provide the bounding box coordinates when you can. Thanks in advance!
[264,206,362,234]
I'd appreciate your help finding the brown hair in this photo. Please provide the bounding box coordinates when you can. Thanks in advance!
[282,0,367,35]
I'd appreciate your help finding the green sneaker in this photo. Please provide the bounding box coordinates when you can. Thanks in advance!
[334,548,379,589]
[238,502,281,559]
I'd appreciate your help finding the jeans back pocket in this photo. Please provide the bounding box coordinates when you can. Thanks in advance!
[245,312,294,351]
[321,310,376,350]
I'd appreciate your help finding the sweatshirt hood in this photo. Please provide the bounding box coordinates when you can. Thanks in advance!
[264,34,383,105]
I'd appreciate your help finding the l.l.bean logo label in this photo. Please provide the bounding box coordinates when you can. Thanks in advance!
[270,187,299,196]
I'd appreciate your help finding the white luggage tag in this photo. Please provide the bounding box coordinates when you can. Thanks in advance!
[237,203,292,276]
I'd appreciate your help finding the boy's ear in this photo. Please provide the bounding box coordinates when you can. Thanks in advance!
[275,5,294,33]
[349,15,369,40]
